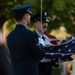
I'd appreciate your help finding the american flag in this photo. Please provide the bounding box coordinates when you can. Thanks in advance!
[45,34,75,62]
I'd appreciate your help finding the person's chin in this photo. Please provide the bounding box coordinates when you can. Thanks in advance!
[43,28,47,31]
[28,21,30,24]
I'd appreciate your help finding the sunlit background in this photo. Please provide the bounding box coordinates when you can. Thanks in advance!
[0,0,75,75]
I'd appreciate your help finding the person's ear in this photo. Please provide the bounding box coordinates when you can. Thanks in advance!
[23,13,28,19]
[23,14,26,19]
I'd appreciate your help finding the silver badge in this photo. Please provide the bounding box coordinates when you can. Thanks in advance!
[44,12,47,16]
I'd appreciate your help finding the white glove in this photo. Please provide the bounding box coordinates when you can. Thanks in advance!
[44,37,54,46]
[38,38,45,46]
[44,37,50,45]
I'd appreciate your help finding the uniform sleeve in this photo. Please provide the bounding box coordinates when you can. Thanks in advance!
[28,33,45,60]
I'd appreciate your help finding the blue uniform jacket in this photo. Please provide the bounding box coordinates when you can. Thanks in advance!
[7,24,45,75]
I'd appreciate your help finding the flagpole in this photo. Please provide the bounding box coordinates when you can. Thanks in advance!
[41,0,42,31]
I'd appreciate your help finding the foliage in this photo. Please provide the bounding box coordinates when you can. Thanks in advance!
[1,0,75,34]
[42,0,75,34]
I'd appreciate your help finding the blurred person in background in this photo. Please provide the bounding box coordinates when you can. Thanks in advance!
[0,30,13,75]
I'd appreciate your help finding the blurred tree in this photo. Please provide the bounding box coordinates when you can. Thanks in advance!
[1,0,75,34]
[0,0,37,30]
[42,0,75,34]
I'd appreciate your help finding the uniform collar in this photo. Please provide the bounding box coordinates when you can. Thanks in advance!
[34,30,44,38]
[16,24,28,29]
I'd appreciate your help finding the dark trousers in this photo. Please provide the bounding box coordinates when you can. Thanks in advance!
[39,62,52,75]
